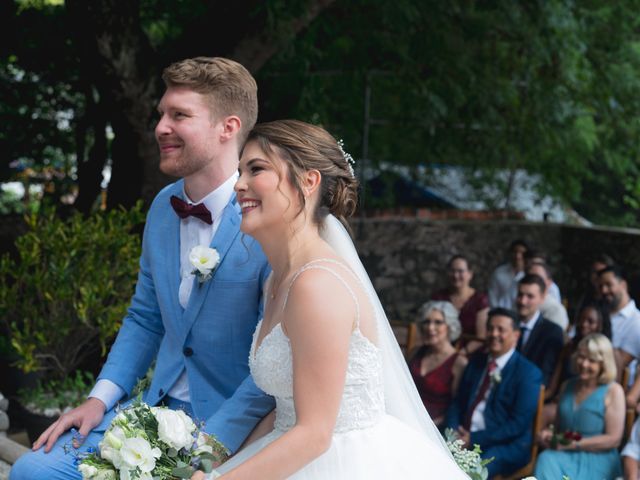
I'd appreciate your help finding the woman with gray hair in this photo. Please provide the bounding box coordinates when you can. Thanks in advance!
[409,300,468,428]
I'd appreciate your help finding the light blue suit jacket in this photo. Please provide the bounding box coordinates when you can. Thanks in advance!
[97,180,274,452]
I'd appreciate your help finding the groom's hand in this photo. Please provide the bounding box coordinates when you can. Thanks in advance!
[33,397,106,453]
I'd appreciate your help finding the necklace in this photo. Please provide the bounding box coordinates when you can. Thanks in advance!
[270,271,286,300]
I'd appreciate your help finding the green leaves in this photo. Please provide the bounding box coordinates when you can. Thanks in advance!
[0,203,145,380]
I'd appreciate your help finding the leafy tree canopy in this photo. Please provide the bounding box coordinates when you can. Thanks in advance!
[2,0,640,226]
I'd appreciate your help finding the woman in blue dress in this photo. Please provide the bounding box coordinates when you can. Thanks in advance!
[534,333,624,480]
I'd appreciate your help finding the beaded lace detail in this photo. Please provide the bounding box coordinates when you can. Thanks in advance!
[250,261,384,434]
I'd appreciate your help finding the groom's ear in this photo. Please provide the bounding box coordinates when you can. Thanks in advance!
[219,115,242,142]
[302,169,322,197]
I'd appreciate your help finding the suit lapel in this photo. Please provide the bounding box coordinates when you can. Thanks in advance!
[180,197,241,338]
[166,182,184,321]
[523,319,543,355]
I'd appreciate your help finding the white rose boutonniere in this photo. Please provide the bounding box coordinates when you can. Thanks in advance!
[489,369,501,386]
[189,246,220,284]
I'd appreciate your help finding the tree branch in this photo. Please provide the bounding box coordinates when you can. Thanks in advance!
[230,0,337,73]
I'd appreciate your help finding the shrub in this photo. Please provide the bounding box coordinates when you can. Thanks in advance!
[0,204,145,381]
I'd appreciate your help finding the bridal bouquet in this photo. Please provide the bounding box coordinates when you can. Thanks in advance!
[75,400,224,479]
[444,428,492,480]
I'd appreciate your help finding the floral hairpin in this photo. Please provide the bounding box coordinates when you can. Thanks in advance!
[337,139,356,178]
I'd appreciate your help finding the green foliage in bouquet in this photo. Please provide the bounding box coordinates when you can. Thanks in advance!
[0,204,144,381]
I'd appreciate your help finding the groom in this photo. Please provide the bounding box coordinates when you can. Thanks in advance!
[10,57,274,479]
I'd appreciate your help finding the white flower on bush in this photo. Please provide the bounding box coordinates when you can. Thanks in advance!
[118,437,161,473]
[152,407,197,451]
[189,246,220,283]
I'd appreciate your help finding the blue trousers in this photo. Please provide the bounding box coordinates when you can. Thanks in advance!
[10,398,193,480]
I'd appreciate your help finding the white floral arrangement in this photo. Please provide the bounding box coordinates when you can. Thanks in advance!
[444,428,492,480]
[189,246,220,284]
[73,400,226,479]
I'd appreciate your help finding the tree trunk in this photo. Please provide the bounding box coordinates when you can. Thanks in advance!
[66,0,166,208]
[75,87,108,214]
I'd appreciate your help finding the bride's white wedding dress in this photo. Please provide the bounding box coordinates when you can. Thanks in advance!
[216,260,468,479]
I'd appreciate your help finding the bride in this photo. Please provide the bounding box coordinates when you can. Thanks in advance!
[193,120,468,479]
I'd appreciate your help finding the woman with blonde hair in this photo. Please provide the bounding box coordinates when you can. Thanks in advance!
[534,333,624,479]
[409,300,468,427]
[193,120,468,479]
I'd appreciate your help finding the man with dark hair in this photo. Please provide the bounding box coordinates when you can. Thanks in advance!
[599,265,640,375]
[488,239,529,309]
[515,273,564,385]
[446,308,542,477]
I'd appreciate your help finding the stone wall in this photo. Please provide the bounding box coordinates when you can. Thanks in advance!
[352,218,640,322]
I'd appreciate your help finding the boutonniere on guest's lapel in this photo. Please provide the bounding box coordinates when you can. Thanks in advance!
[189,246,220,285]
[489,369,502,386]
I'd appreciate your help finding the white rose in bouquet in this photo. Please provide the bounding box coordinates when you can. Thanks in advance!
[78,463,117,480]
[152,407,197,451]
[119,437,161,473]
[99,427,127,468]
[78,464,98,478]
[193,432,213,455]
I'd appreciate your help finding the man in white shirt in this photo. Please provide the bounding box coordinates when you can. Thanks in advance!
[488,239,528,309]
[599,266,640,372]
[527,262,569,331]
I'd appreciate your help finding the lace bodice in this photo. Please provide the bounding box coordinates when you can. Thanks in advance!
[250,321,384,433]
[250,261,385,434]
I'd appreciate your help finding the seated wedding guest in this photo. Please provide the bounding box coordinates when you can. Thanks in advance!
[622,415,640,480]
[575,253,615,313]
[516,273,565,386]
[524,250,562,302]
[409,301,468,427]
[488,239,528,309]
[599,265,640,373]
[534,334,624,480]
[547,302,612,399]
[526,262,569,331]
[431,254,489,353]
[445,308,543,478]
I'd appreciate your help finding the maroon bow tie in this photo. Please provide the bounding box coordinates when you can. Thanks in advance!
[170,195,213,225]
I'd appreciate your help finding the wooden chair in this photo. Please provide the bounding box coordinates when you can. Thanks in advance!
[390,321,419,359]
[624,406,637,447]
[494,385,546,480]
[622,366,631,393]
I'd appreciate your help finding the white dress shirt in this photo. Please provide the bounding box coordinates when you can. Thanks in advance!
[488,263,524,309]
[470,347,516,432]
[519,310,541,347]
[611,299,640,359]
[540,295,569,331]
[89,173,238,409]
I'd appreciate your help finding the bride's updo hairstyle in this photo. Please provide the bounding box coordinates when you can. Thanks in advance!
[245,119,358,229]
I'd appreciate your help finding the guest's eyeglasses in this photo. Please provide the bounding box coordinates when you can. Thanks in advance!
[421,319,446,327]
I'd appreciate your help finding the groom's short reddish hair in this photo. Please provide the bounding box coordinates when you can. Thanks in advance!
[162,57,258,145]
